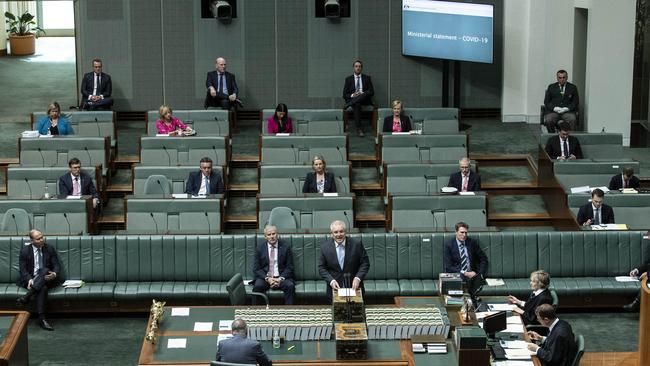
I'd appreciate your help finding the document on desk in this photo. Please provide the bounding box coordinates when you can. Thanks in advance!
[489,303,517,311]
[507,315,523,324]
[503,324,525,333]
[167,338,187,349]
[494,361,535,366]
[616,276,639,282]
[486,278,505,286]
[337,288,356,297]
[193,322,213,332]
[219,320,234,330]
[501,340,528,349]
[171,307,190,316]
[476,311,498,320]
[505,348,535,359]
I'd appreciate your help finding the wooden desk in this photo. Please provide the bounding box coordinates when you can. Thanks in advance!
[0,311,30,366]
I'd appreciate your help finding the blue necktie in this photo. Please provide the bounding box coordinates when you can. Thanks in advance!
[205,176,210,194]
[218,73,223,94]
[460,242,470,272]
[337,244,345,270]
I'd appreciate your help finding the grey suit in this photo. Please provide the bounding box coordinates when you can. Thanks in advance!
[216,334,272,366]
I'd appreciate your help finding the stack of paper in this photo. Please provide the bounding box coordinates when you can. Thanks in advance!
[504,348,535,360]
[62,280,84,288]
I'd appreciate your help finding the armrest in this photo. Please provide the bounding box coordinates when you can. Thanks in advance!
[250,291,269,308]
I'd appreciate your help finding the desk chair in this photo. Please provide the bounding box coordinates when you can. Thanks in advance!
[0,208,31,235]
[572,334,585,366]
[226,273,269,306]
[268,207,298,230]
[211,362,255,366]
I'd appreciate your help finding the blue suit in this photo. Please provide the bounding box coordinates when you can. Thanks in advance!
[58,172,99,199]
[443,237,488,296]
[252,240,295,304]
[36,116,74,135]
[216,334,272,366]
[184,171,224,196]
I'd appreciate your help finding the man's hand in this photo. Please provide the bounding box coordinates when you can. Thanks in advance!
[568,154,577,160]
[553,107,562,113]
[527,331,542,341]
[93,198,99,209]
[44,271,57,281]
[352,277,361,290]
[330,279,340,290]
[630,268,639,277]
[463,271,477,279]
[229,93,237,102]
[583,218,593,226]
[27,279,33,290]
[209,86,217,97]
[527,343,540,352]
[512,307,524,315]
[507,295,519,304]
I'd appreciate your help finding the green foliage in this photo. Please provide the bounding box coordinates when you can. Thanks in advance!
[4,11,46,37]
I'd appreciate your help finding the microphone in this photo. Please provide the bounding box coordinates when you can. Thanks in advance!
[430,210,437,230]
[94,117,100,137]
[343,211,352,230]
[11,214,18,235]
[214,116,222,136]
[424,175,430,195]
[290,144,298,164]
[24,178,33,199]
[156,179,165,198]
[37,147,45,167]
[336,115,343,135]
[290,210,298,228]
[338,176,348,194]
[63,213,72,235]
[336,146,345,163]
[212,145,220,166]
[150,212,159,235]
[204,212,212,234]
[84,147,93,167]
[290,178,299,196]
[162,146,171,166]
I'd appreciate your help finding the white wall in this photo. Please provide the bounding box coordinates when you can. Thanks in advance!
[502,0,636,145]
[0,3,7,54]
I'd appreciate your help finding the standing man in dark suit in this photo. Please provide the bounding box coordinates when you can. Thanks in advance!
[545,122,583,160]
[576,188,615,226]
[447,157,481,192]
[80,58,113,110]
[184,157,225,196]
[205,57,241,110]
[543,69,579,132]
[252,225,296,305]
[216,318,272,366]
[608,167,640,190]
[58,157,100,209]
[443,222,488,299]
[343,60,374,137]
[16,229,64,331]
[527,304,578,366]
[318,220,370,301]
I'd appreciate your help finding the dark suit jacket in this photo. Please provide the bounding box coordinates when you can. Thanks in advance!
[519,289,554,326]
[608,174,640,190]
[544,82,579,112]
[58,172,99,199]
[206,70,238,97]
[216,334,272,366]
[637,251,650,274]
[318,237,370,287]
[342,74,374,104]
[545,135,583,159]
[382,115,412,133]
[576,203,615,225]
[17,244,63,288]
[447,171,481,192]
[184,171,225,195]
[252,240,294,281]
[80,72,112,100]
[302,172,336,193]
[536,319,578,366]
[443,237,488,277]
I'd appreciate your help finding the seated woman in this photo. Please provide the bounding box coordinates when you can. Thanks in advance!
[156,104,192,135]
[267,103,293,134]
[507,270,554,326]
[382,100,412,133]
[302,155,336,193]
[37,102,74,135]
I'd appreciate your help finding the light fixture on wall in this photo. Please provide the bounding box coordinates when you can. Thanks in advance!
[324,0,341,18]
[210,0,232,19]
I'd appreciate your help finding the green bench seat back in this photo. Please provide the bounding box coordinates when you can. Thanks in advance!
[7,165,98,199]
[133,166,224,196]
[147,110,229,136]
[32,111,115,147]
[261,136,347,165]
[381,134,466,164]
[259,164,350,195]
[140,136,227,166]
[126,197,222,234]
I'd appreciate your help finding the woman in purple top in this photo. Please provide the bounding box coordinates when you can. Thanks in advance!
[156,105,191,135]
[267,103,293,134]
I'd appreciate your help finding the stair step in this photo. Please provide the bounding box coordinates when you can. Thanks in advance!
[231,154,259,163]
[229,183,258,191]
[355,213,386,221]
[107,183,132,193]
[98,214,126,224]
[225,215,257,223]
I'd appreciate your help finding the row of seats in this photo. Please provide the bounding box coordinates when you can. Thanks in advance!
[0,231,643,309]
[0,199,91,235]
[31,110,116,148]
[146,110,230,137]
[567,193,650,230]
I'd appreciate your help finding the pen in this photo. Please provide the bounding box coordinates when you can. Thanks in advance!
[287,345,295,351]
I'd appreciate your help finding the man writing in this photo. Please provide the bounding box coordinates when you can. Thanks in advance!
[526,304,578,366]
[16,229,64,331]
[545,122,583,160]
[576,188,615,226]
[318,220,370,300]
[252,225,296,305]
[216,318,272,366]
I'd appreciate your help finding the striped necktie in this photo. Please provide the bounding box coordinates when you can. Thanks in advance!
[460,242,470,272]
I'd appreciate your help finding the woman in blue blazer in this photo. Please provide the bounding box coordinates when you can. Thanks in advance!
[302,155,336,193]
[37,102,74,135]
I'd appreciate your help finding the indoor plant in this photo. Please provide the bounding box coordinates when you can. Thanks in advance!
[4,10,46,56]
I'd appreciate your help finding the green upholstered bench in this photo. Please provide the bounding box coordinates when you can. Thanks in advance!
[259,164,351,195]
[7,165,102,199]
[568,193,650,230]
[383,162,467,200]
[31,111,116,148]
[139,136,228,167]
[541,133,623,159]
[125,196,223,234]
[0,198,92,235]
[257,195,354,230]
[380,134,467,164]
[554,161,640,193]
[389,194,487,231]
[261,109,344,136]
[132,165,225,196]
[19,136,111,176]
[260,136,348,165]
[146,110,229,136]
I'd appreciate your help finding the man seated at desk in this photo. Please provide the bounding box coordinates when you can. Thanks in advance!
[576,188,615,226]
[527,304,578,366]
[216,318,272,366]
[185,157,225,196]
[58,157,100,209]
[252,225,296,305]
[447,157,481,192]
[545,122,583,160]
[608,166,640,190]
[443,221,488,300]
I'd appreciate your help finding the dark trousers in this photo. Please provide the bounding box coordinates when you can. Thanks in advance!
[253,278,296,305]
[82,97,114,110]
[205,92,234,110]
[346,94,373,131]
[23,267,58,318]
